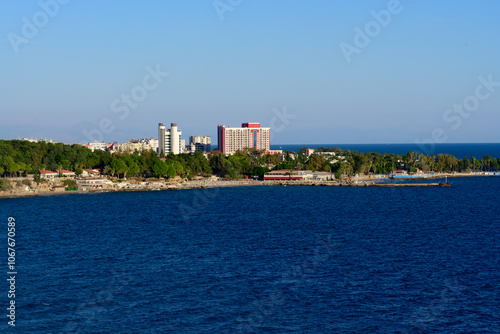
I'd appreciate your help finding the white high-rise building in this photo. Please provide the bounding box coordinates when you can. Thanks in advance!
[158,123,182,155]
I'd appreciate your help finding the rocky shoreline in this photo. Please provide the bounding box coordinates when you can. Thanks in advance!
[0,172,496,199]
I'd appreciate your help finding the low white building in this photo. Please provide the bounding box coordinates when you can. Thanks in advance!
[318,152,337,157]
[298,170,314,179]
[140,138,159,152]
[82,169,101,177]
[39,170,58,180]
[292,170,334,180]
[76,178,113,189]
[312,172,335,180]
[112,138,159,154]
[83,141,110,152]
[60,170,76,177]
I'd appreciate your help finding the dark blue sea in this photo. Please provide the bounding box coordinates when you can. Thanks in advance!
[272,143,500,158]
[1,177,500,333]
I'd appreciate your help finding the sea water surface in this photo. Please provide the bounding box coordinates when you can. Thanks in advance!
[1,177,499,333]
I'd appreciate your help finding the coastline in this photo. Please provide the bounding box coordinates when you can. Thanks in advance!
[0,172,498,199]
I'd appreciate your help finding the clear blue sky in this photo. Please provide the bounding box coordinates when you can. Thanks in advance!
[1,0,499,144]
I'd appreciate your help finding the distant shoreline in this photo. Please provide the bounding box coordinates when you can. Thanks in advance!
[1,173,499,199]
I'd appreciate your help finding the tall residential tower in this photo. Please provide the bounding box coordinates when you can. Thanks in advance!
[158,123,182,155]
[217,122,270,155]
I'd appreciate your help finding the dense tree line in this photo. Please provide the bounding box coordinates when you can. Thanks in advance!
[277,147,500,179]
[0,140,279,180]
[0,140,498,180]
[0,140,211,179]
[207,149,281,178]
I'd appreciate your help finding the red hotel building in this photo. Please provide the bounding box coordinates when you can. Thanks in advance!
[217,122,271,155]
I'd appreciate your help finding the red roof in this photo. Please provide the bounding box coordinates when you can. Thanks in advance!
[39,170,57,174]
[60,170,75,174]
[84,169,99,174]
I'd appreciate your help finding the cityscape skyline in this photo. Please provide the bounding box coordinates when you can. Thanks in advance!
[1,1,500,144]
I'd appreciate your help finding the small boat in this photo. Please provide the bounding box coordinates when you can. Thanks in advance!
[439,176,452,187]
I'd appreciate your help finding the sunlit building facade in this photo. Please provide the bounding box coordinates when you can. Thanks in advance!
[158,123,182,155]
[217,122,270,155]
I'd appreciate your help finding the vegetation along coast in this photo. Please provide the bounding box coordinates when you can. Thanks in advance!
[1,140,499,198]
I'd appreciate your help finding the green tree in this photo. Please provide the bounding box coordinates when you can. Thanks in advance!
[208,151,229,176]
[482,155,492,171]
[166,165,176,178]
[305,154,327,171]
[61,159,71,170]
[331,161,351,179]
[17,162,30,177]
[172,161,184,176]
[459,157,471,172]
[152,160,169,178]
[352,153,371,175]
[103,165,114,177]
[2,156,19,177]
[127,161,140,177]
[112,159,128,178]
